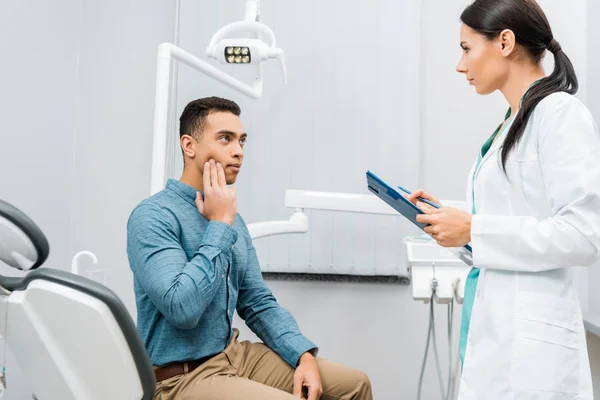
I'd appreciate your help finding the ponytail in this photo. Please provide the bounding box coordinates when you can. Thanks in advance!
[500,40,578,171]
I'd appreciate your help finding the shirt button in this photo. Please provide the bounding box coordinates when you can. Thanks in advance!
[222,274,225,279]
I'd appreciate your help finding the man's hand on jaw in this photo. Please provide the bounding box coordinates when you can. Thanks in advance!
[195,159,237,226]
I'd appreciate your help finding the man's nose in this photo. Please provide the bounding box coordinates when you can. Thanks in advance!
[231,142,243,158]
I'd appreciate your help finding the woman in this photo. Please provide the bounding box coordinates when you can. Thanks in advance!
[408,0,600,398]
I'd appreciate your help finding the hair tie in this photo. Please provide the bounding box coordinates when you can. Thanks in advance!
[548,39,561,53]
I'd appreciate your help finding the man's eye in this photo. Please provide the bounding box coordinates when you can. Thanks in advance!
[220,136,230,142]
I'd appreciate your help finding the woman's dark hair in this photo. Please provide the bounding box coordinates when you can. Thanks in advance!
[461,0,578,171]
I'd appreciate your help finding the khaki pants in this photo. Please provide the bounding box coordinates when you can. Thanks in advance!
[154,329,372,400]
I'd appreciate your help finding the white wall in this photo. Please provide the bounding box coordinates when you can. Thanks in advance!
[71,0,176,322]
[0,1,175,398]
[420,0,506,201]
[585,0,600,331]
[174,1,455,398]
[174,0,423,278]
[0,0,599,399]
[588,332,600,399]
[0,1,80,277]
[0,2,82,398]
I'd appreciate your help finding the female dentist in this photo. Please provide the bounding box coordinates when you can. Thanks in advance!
[409,0,600,398]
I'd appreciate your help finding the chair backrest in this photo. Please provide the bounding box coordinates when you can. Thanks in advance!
[0,199,155,400]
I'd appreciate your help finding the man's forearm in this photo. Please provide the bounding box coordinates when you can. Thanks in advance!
[244,304,318,367]
[152,251,228,329]
[131,220,238,329]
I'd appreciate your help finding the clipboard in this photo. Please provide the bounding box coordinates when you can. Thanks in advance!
[366,170,473,253]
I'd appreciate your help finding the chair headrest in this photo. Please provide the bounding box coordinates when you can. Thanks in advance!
[0,199,49,270]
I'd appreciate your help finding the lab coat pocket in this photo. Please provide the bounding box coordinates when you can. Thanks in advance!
[511,291,580,398]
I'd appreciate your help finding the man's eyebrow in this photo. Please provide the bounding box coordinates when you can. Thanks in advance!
[214,130,235,135]
[214,130,247,137]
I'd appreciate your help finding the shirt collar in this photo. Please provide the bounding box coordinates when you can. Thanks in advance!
[166,179,200,207]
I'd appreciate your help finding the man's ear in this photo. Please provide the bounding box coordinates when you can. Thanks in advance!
[180,135,197,159]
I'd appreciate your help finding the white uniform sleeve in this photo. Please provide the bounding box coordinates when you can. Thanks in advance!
[471,94,600,272]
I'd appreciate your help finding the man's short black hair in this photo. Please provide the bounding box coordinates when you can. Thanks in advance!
[179,96,241,139]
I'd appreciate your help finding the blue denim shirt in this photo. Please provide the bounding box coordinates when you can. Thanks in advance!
[126,179,317,367]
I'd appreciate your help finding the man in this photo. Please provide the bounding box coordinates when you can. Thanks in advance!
[127,96,372,399]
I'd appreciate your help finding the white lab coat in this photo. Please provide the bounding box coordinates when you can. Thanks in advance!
[457,92,600,400]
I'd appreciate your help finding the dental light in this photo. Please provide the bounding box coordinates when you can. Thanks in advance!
[204,18,287,83]
[150,0,287,194]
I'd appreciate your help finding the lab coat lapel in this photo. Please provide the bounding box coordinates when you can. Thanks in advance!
[474,115,516,179]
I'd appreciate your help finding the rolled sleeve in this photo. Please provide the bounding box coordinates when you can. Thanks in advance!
[200,221,239,253]
[283,335,319,367]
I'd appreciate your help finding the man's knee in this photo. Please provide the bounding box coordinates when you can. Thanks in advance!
[353,370,372,396]
[337,368,372,399]
[318,359,373,399]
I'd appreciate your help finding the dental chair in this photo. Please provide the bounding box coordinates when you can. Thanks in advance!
[0,199,155,399]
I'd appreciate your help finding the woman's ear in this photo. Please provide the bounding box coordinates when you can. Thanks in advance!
[498,29,516,56]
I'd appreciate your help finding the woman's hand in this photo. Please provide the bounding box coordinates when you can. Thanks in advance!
[406,189,442,207]
[416,203,473,248]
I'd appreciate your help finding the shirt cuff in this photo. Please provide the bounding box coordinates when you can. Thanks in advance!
[201,220,238,253]
[287,336,319,367]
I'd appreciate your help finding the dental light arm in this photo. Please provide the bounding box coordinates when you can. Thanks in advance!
[247,209,308,240]
[150,43,266,194]
[247,190,471,284]
[150,0,286,195]
[244,0,260,22]
[246,190,398,241]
